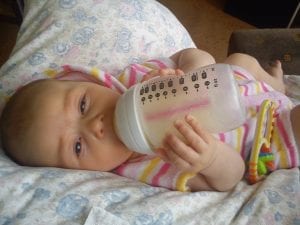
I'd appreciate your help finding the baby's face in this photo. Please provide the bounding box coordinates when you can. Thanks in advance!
[24,80,134,171]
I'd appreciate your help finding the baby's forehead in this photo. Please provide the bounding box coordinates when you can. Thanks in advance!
[16,79,64,108]
[21,79,91,107]
[26,79,70,95]
[22,79,59,94]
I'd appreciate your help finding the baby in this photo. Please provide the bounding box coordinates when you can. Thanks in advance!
[0,48,299,192]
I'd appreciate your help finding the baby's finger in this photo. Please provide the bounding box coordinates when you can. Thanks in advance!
[142,68,177,82]
[141,70,159,82]
[185,114,211,143]
[164,133,200,164]
[161,142,192,170]
[174,119,207,152]
[175,69,185,76]
[158,68,177,76]
[146,69,157,75]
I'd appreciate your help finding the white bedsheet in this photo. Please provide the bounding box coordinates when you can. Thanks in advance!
[0,0,299,224]
[0,155,299,224]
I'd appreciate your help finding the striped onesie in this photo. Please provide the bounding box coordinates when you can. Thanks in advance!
[49,58,299,191]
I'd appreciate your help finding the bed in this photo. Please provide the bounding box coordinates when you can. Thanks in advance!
[0,1,299,224]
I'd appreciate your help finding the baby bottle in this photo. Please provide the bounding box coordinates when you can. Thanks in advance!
[114,64,246,154]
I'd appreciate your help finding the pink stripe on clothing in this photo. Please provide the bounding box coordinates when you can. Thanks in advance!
[128,68,137,87]
[104,73,112,88]
[62,65,72,72]
[152,163,171,186]
[114,164,126,174]
[219,133,225,142]
[133,64,150,74]
[276,116,297,167]
[260,81,270,92]
[234,70,250,80]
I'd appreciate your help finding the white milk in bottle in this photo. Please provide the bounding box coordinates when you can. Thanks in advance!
[114,64,246,154]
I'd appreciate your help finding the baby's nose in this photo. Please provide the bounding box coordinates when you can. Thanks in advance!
[87,114,104,139]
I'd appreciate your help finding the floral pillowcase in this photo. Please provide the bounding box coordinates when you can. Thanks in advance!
[0,0,195,113]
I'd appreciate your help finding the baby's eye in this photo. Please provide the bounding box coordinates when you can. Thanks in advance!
[74,138,82,157]
[79,95,87,114]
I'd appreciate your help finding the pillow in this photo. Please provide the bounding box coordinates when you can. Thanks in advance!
[0,0,195,113]
[0,2,196,223]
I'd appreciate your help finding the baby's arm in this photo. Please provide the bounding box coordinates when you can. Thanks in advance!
[141,68,184,82]
[170,48,216,73]
[141,48,215,82]
[157,115,245,192]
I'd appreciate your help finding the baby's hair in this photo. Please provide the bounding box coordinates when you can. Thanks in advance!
[0,79,51,165]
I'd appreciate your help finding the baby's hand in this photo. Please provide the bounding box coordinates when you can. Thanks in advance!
[157,115,218,173]
[141,68,184,82]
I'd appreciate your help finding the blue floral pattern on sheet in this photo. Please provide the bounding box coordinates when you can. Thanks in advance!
[53,42,70,56]
[133,210,173,225]
[103,190,130,205]
[28,52,47,66]
[72,27,95,45]
[0,0,194,112]
[115,28,132,53]
[59,0,78,9]
[264,189,283,204]
[33,188,51,200]
[56,194,89,220]
[0,0,299,224]
[119,0,145,21]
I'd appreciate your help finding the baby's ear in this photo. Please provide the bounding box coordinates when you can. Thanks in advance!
[55,71,102,85]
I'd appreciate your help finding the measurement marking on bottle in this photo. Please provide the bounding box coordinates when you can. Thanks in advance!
[140,68,219,104]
